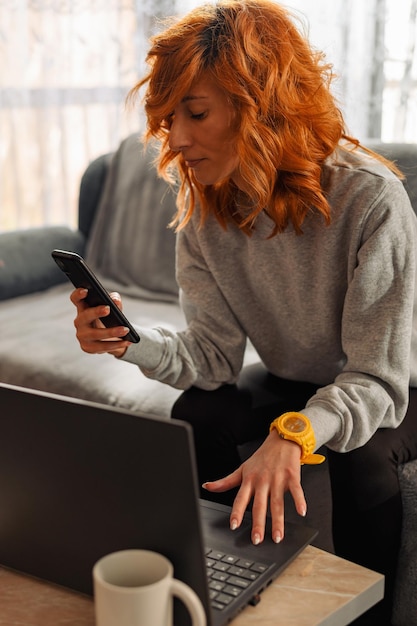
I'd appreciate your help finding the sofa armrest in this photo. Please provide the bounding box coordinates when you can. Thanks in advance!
[367,141,417,214]
[0,226,86,300]
[78,153,113,238]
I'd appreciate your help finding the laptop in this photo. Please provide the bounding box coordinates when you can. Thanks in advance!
[0,383,317,626]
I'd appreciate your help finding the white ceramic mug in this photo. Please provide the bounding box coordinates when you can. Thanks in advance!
[93,549,207,626]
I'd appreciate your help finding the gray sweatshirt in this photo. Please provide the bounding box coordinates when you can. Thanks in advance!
[122,147,417,452]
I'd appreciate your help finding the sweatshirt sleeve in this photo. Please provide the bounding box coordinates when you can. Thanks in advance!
[121,217,247,390]
[304,180,417,452]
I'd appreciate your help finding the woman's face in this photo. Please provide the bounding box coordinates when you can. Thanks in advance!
[168,74,243,188]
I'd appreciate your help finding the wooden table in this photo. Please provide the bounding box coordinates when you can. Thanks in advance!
[0,545,384,626]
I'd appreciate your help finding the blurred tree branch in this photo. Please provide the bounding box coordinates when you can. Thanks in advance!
[367,0,386,138]
[394,0,417,139]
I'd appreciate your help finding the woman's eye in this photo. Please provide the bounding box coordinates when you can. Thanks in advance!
[191,111,207,120]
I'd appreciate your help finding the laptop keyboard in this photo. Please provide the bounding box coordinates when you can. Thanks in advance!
[205,548,269,611]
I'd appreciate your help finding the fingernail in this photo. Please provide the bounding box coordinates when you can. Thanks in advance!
[273,533,282,544]
[201,483,208,489]
[230,519,238,531]
[253,533,261,546]
[300,507,307,518]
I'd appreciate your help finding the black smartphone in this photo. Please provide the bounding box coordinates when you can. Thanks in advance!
[51,249,140,343]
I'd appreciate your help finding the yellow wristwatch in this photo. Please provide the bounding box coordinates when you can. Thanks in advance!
[269,412,326,465]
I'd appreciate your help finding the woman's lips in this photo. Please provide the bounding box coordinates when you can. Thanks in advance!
[185,158,204,168]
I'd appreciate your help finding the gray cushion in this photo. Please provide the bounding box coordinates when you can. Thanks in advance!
[0,226,85,300]
[0,284,184,416]
[86,134,179,301]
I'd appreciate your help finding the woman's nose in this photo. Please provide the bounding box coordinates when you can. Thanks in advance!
[168,117,192,152]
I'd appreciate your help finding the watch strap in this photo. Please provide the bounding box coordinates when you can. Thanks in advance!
[300,451,326,465]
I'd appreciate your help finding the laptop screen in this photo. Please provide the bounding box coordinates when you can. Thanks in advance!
[0,383,317,626]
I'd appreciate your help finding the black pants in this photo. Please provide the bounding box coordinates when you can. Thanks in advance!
[171,363,417,625]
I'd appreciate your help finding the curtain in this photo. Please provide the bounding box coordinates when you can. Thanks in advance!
[0,0,165,230]
[0,0,416,232]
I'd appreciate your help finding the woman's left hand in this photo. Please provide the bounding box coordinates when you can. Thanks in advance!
[203,430,307,545]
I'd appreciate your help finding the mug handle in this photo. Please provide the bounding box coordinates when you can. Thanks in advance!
[170,578,207,626]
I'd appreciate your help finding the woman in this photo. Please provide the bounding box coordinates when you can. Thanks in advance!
[71,1,417,623]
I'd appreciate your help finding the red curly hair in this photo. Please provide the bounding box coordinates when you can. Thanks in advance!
[128,0,397,235]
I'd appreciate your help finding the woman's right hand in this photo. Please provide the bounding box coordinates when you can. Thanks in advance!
[70,288,132,358]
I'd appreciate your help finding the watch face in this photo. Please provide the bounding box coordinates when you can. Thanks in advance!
[283,415,307,433]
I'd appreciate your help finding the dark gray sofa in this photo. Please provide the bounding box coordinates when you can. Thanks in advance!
[0,136,198,416]
[0,134,416,625]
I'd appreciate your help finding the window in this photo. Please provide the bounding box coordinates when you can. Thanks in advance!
[0,0,415,231]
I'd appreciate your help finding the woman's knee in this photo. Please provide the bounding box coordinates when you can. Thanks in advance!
[328,432,400,509]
